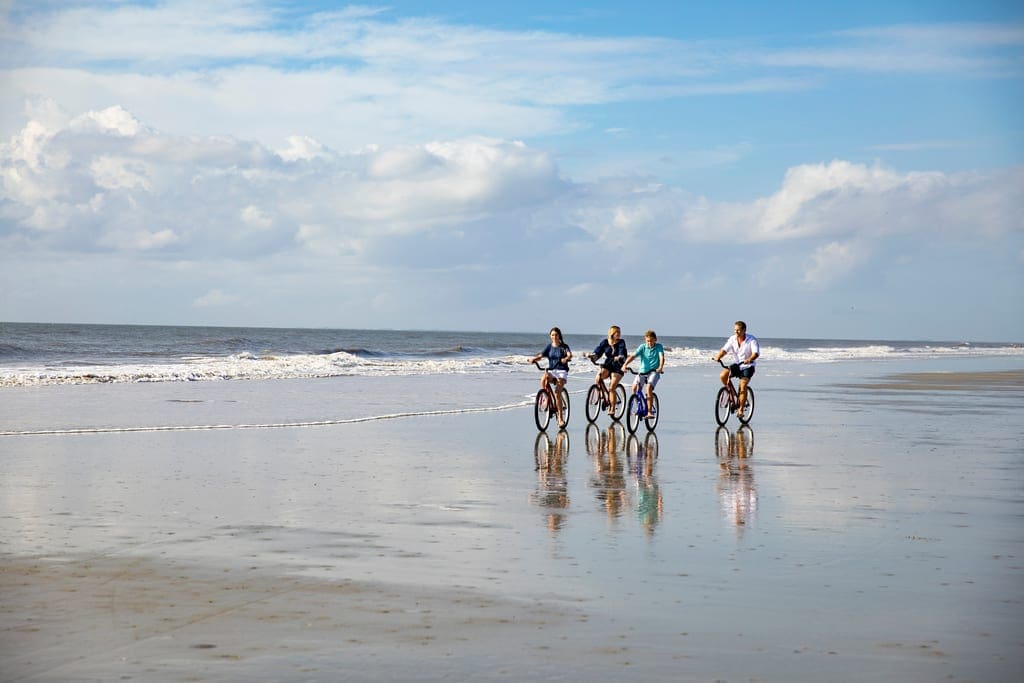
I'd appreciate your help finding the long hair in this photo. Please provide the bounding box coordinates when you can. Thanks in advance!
[550,326,564,346]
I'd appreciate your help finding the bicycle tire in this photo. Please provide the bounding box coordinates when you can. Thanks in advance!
[644,431,659,458]
[558,387,571,428]
[535,389,552,431]
[534,431,552,465]
[611,384,626,422]
[739,387,755,425]
[626,433,641,459]
[715,386,731,426]
[645,393,659,431]
[585,384,602,423]
[626,394,642,434]
[715,425,731,458]
[585,422,601,454]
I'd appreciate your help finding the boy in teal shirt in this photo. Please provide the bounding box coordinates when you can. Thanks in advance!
[622,330,665,415]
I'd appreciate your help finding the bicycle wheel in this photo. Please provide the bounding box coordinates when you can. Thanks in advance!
[558,387,571,428]
[626,433,641,459]
[585,384,602,423]
[626,394,641,434]
[644,431,659,459]
[534,389,552,431]
[585,422,601,454]
[611,384,626,422]
[645,393,659,431]
[534,431,552,466]
[739,387,755,425]
[715,387,731,426]
[716,425,731,458]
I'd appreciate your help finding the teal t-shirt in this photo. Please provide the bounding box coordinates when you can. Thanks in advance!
[634,342,664,373]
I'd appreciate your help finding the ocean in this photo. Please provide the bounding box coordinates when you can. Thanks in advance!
[2,322,1021,387]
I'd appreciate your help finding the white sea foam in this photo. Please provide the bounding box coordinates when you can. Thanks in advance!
[1,344,1021,387]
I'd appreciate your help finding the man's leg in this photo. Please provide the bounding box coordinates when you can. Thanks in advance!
[738,377,749,414]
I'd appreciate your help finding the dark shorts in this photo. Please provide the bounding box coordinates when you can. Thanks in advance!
[729,364,756,380]
[601,361,624,375]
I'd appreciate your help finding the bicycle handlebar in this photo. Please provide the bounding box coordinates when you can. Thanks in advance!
[532,359,569,371]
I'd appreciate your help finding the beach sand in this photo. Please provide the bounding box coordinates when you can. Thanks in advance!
[1,361,1022,681]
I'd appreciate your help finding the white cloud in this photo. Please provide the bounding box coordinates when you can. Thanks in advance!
[193,288,240,308]
[679,160,1023,243]
[1,102,1021,340]
[801,240,869,289]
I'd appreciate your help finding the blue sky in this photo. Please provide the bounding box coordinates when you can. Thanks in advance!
[0,1,1021,341]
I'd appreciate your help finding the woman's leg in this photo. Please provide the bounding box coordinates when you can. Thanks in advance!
[555,378,567,426]
[607,372,622,413]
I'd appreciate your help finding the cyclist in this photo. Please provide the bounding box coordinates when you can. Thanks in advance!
[621,329,665,415]
[712,320,760,419]
[586,325,627,416]
[529,326,573,428]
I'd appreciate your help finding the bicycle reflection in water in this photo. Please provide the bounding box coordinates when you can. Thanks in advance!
[715,425,757,531]
[584,424,663,536]
[628,431,663,537]
[532,431,570,533]
[585,423,629,522]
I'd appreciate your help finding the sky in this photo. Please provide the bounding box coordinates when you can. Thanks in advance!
[0,1,1022,341]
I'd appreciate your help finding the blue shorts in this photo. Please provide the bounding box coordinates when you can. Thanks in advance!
[729,364,756,380]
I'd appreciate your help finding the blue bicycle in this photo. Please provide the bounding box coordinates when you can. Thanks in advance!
[624,368,659,434]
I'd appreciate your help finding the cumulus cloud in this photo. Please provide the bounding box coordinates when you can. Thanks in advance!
[193,289,240,308]
[801,240,870,289]
[678,160,1023,244]
[1,105,1021,299]
[0,104,564,260]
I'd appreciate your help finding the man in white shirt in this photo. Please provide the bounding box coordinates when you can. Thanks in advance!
[712,321,760,419]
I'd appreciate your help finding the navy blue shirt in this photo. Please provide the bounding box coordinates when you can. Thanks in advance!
[540,343,571,372]
[592,338,627,371]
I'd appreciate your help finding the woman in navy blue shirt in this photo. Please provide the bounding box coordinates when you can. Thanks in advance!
[530,327,572,428]
[587,325,627,416]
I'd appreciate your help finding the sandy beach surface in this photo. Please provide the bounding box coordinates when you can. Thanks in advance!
[2,358,1022,681]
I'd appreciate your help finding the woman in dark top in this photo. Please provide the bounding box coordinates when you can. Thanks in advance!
[587,325,627,416]
[529,327,572,428]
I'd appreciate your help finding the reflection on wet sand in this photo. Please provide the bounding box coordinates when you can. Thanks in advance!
[586,423,628,522]
[630,432,663,537]
[584,424,663,536]
[716,425,757,531]
[532,431,570,532]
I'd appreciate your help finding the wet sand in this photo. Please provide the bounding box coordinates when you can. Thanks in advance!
[1,361,1022,681]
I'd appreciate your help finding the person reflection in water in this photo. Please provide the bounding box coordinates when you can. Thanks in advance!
[633,433,663,537]
[532,430,570,533]
[716,426,757,531]
[586,423,628,523]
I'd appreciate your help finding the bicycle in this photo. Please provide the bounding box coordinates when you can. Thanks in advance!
[583,355,626,424]
[624,368,660,434]
[715,359,755,426]
[532,360,571,431]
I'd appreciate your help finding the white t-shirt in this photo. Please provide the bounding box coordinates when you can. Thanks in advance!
[721,334,760,368]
